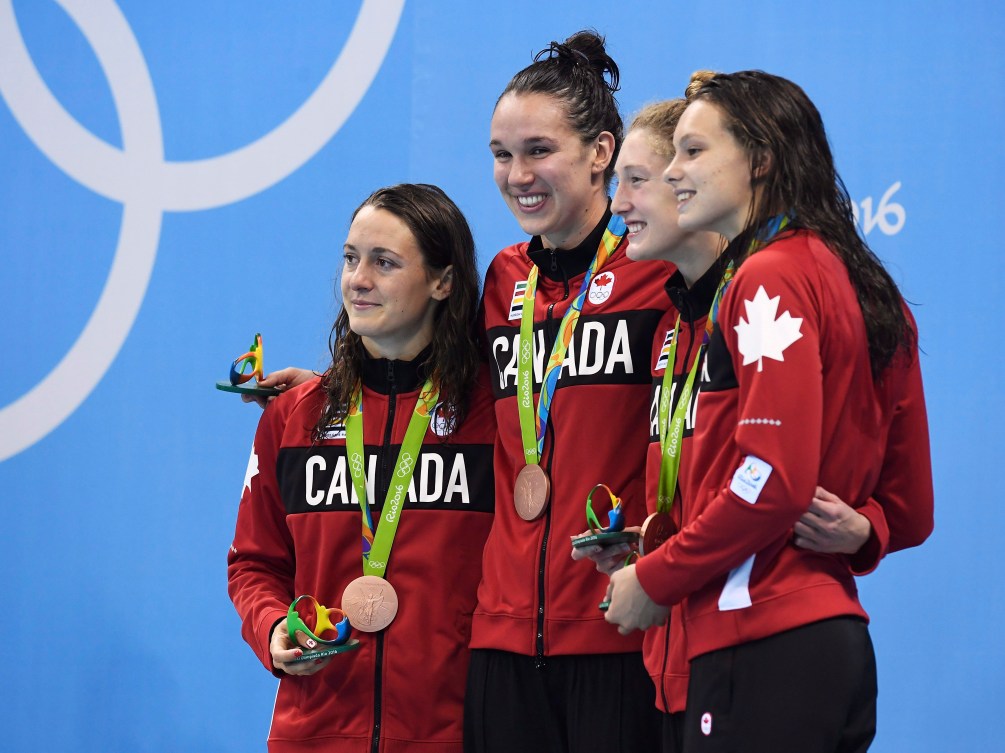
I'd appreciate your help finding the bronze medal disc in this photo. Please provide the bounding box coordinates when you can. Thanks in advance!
[341,575,399,632]
[514,464,550,521]
[640,512,678,556]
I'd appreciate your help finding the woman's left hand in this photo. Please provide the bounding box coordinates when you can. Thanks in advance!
[794,486,872,554]
[604,563,668,635]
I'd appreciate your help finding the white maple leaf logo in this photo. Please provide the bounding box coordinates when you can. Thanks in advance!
[734,286,803,371]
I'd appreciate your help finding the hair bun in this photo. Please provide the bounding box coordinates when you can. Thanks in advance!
[685,70,718,100]
[532,29,621,95]
[538,41,590,66]
[498,28,624,188]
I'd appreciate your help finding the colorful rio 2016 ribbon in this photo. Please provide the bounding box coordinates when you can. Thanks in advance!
[517,214,627,466]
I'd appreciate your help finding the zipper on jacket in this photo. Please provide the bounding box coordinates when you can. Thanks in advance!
[534,423,556,668]
[541,257,571,355]
[659,613,672,712]
[535,273,572,667]
[379,360,398,494]
[371,363,397,753]
[371,634,385,753]
[659,304,698,711]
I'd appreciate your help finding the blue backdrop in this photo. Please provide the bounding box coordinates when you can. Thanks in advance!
[2,1,1001,750]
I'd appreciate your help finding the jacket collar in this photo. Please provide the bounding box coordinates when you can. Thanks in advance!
[526,207,613,283]
[664,255,728,324]
[360,344,432,395]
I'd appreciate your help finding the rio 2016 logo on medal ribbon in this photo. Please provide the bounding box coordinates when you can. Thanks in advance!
[0,0,404,462]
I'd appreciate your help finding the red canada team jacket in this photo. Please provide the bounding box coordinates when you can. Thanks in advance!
[635,229,934,663]
[471,211,671,657]
[228,357,495,753]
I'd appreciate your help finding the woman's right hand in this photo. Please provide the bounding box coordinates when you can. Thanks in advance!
[242,367,316,408]
[270,617,333,676]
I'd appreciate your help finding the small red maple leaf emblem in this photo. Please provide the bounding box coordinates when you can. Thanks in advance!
[595,273,613,286]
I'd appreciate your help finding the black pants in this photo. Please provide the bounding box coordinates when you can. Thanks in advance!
[464,648,661,753]
[663,711,685,753]
[682,617,877,753]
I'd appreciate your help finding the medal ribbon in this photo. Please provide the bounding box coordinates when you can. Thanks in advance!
[517,214,627,464]
[344,379,439,576]
[655,315,701,513]
[655,214,791,513]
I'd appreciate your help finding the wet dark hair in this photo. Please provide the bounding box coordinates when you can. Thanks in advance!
[691,70,913,375]
[498,29,623,188]
[315,183,481,440]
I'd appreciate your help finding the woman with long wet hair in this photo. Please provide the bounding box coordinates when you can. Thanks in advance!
[228,183,496,752]
[605,72,933,751]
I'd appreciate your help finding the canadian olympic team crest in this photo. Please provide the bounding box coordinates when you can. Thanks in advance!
[0,0,404,462]
[588,271,615,305]
[430,402,457,437]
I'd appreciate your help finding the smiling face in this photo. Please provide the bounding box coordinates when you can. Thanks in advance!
[490,91,613,250]
[665,99,757,242]
[613,127,724,282]
[340,206,452,361]
[612,128,690,262]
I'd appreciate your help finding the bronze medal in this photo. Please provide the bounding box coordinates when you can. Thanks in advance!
[341,575,399,632]
[640,511,678,556]
[514,464,550,521]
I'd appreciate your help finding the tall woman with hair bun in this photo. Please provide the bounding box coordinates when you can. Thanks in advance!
[467,30,665,753]
[228,184,497,752]
[604,72,934,751]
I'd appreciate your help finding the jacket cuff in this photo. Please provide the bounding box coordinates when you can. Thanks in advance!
[635,553,676,606]
[256,608,290,675]
[848,500,889,575]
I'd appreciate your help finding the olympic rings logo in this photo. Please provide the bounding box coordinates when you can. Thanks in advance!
[521,337,532,362]
[0,0,404,461]
[350,452,365,477]
[396,452,415,477]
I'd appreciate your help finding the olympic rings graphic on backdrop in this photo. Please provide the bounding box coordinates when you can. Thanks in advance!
[0,0,405,461]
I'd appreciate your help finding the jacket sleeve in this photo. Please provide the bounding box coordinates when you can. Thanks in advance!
[866,311,934,555]
[227,399,297,673]
[637,254,823,605]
